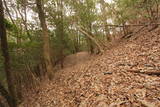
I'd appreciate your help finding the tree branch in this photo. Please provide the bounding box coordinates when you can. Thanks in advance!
[76,26,104,53]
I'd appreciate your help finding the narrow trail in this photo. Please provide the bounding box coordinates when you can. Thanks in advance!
[22,27,160,107]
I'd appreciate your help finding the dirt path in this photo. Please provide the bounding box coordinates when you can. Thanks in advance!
[21,27,160,107]
[63,52,91,68]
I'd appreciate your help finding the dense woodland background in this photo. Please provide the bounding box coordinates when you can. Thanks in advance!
[0,0,160,106]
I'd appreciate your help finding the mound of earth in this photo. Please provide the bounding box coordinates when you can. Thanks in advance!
[21,27,160,107]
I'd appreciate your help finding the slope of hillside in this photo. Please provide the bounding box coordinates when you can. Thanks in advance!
[21,27,160,107]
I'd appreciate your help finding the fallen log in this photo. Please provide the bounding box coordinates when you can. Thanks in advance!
[93,23,160,28]
[127,69,160,76]
[122,25,147,39]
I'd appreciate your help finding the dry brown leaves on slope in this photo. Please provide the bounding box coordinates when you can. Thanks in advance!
[21,27,160,107]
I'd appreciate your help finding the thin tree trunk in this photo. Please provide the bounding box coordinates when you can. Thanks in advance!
[36,0,53,79]
[54,0,65,68]
[17,6,32,41]
[0,0,17,106]
[88,24,94,54]
[155,0,159,20]
[3,0,21,45]
[77,26,104,54]
[122,23,127,36]
[59,0,64,68]
[3,0,16,26]
[100,0,111,41]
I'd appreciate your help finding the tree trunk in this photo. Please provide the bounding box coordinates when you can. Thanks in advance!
[0,0,17,106]
[100,0,111,41]
[77,26,104,54]
[54,0,65,68]
[0,82,16,107]
[55,18,64,68]
[88,24,94,54]
[17,5,32,41]
[59,0,64,68]
[36,0,53,79]
[3,0,16,26]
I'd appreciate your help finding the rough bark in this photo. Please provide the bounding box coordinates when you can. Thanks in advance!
[0,0,17,106]
[36,0,54,79]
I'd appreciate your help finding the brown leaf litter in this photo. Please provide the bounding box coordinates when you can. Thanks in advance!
[21,27,160,107]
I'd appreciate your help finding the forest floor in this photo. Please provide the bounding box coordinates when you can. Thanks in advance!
[21,26,160,107]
